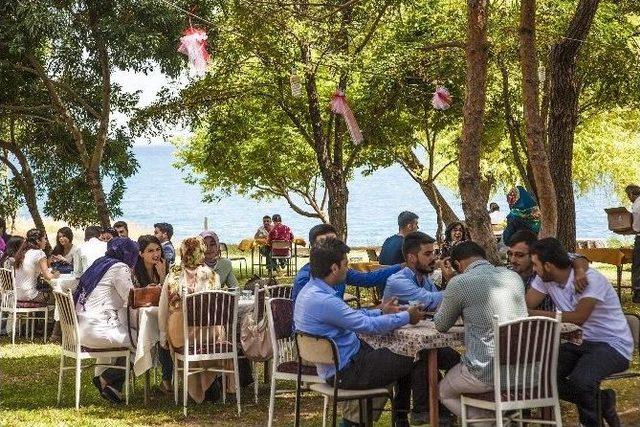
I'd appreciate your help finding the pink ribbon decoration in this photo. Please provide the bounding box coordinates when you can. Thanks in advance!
[330,90,363,145]
[177,27,210,75]
[432,85,452,110]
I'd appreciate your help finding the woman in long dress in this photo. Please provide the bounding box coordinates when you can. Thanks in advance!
[158,236,223,403]
[73,237,139,403]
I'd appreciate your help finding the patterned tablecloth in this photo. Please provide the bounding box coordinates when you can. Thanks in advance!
[360,320,582,358]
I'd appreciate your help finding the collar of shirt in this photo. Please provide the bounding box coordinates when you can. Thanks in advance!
[401,266,432,288]
[308,275,339,295]
[463,259,492,273]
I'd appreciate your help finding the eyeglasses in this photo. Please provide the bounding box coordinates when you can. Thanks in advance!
[507,250,529,259]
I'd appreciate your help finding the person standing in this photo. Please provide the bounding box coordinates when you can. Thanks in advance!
[502,186,541,245]
[626,185,640,303]
[379,211,419,265]
[154,222,176,266]
[488,202,506,226]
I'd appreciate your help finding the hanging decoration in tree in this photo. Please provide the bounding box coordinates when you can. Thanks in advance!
[177,26,210,75]
[330,89,363,145]
[290,68,302,97]
[431,85,452,110]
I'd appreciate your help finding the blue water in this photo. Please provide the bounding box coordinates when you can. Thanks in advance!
[111,145,622,246]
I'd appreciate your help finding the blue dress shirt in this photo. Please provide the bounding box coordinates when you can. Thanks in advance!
[294,277,410,379]
[383,266,443,310]
[291,262,403,304]
[378,234,405,265]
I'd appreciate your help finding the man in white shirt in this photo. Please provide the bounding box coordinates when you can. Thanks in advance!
[626,185,640,303]
[73,226,107,278]
[488,202,506,226]
[526,238,633,427]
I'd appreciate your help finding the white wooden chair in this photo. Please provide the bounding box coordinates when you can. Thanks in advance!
[267,298,323,427]
[172,289,241,416]
[53,290,130,409]
[269,240,293,276]
[294,332,391,427]
[0,267,52,343]
[460,313,563,426]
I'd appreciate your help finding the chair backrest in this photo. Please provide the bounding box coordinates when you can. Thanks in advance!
[295,331,338,367]
[254,283,292,323]
[53,290,81,353]
[271,240,292,256]
[0,267,16,308]
[366,248,379,262]
[493,313,562,403]
[219,242,229,258]
[625,313,640,354]
[182,289,238,355]
[267,298,296,365]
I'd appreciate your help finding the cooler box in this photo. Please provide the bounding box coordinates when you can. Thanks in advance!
[604,207,635,234]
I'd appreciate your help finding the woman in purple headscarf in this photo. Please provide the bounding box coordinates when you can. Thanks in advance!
[74,237,139,404]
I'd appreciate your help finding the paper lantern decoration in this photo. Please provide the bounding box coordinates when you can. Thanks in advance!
[290,70,302,97]
[432,85,452,110]
[330,89,363,145]
[177,27,210,75]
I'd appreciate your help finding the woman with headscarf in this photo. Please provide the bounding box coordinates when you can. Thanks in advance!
[158,237,222,400]
[199,230,239,288]
[502,186,541,245]
[73,237,139,404]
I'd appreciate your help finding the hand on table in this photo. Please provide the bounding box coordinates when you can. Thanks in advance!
[380,297,400,314]
[407,305,427,325]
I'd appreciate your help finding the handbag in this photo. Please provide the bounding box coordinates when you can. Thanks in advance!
[126,286,162,348]
[240,311,273,361]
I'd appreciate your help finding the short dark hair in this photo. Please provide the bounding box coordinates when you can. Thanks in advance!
[310,237,350,279]
[489,202,499,212]
[507,229,538,248]
[398,211,419,228]
[308,224,337,245]
[450,241,486,264]
[84,225,102,240]
[530,238,571,269]
[272,214,282,222]
[154,222,174,239]
[262,215,271,220]
[402,231,435,258]
[626,185,640,196]
[102,227,118,238]
[113,220,128,231]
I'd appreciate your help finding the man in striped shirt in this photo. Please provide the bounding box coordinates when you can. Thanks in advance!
[434,241,528,425]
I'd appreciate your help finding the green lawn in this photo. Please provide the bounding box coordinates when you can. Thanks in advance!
[1,262,638,426]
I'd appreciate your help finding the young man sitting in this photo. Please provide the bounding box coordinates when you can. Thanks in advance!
[526,238,633,427]
[379,211,419,265]
[294,238,427,427]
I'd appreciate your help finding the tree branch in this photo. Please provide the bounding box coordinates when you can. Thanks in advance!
[352,0,393,55]
[420,41,466,52]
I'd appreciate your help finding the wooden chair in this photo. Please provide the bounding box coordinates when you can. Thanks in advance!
[294,332,391,427]
[0,267,52,343]
[53,290,130,409]
[460,313,563,426]
[267,298,323,427]
[172,289,242,416]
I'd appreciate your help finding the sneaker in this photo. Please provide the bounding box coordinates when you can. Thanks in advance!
[601,389,621,427]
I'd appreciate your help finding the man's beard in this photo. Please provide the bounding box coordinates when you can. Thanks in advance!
[416,263,434,275]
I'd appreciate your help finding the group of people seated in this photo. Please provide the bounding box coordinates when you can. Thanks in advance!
[254,213,294,274]
[293,212,633,427]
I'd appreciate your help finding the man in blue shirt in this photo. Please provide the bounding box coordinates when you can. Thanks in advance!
[292,224,403,304]
[295,238,427,427]
[379,211,419,265]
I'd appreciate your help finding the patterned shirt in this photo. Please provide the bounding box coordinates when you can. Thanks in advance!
[434,260,528,384]
[268,223,293,256]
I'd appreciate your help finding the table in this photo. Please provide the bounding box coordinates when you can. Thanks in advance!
[238,237,307,276]
[576,247,635,297]
[359,320,582,427]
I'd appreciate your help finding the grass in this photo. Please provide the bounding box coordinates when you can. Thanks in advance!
[1,262,639,426]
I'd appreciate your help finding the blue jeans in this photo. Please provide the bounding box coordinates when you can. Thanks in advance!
[158,346,173,381]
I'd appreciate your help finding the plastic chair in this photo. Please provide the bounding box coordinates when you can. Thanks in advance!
[266,298,322,426]
[53,290,130,409]
[220,242,248,277]
[172,289,242,416]
[0,267,52,344]
[294,331,391,427]
[460,313,563,426]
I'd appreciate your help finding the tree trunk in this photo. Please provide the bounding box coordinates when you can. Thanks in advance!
[418,181,459,226]
[458,0,499,263]
[325,172,349,242]
[86,167,111,227]
[0,153,45,231]
[548,0,600,250]
[519,0,558,238]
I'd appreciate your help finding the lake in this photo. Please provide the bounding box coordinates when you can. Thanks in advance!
[110,145,625,246]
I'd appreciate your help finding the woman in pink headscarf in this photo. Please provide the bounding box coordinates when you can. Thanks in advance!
[199,230,239,288]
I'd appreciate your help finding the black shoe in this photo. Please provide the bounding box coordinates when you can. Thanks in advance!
[601,389,621,427]
[632,291,640,304]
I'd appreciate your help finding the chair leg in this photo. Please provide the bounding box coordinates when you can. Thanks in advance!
[554,402,563,427]
[322,396,328,427]
[461,398,468,427]
[234,356,242,415]
[267,362,277,427]
[11,311,17,344]
[173,359,179,405]
[124,353,130,405]
[366,398,373,427]
[597,388,603,427]
[495,408,504,427]
[253,361,258,404]
[57,355,65,405]
[74,357,82,410]
[182,359,188,416]
[332,395,338,427]
[44,309,49,342]
[358,399,364,427]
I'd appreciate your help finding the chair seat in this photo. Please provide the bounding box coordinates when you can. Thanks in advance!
[309,383,389,399]
[174,342,233,355]
[81,346,129,353]
[277,361,318,376]
[605,370,640,380]
[16,300,49,308]
[463,388,551,402]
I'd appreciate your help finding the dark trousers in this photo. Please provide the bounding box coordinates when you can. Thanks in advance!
[557,341,629,427]
[632,235,640,292]
[328,341,459,419]
[102,356,126,392]
[158,346,173,381]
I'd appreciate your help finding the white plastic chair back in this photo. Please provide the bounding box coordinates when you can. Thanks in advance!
[493,313,562,404]
[0,267,16,310]
[267,298,295,366]
[182,289,238,358]
[53,290,81,354]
